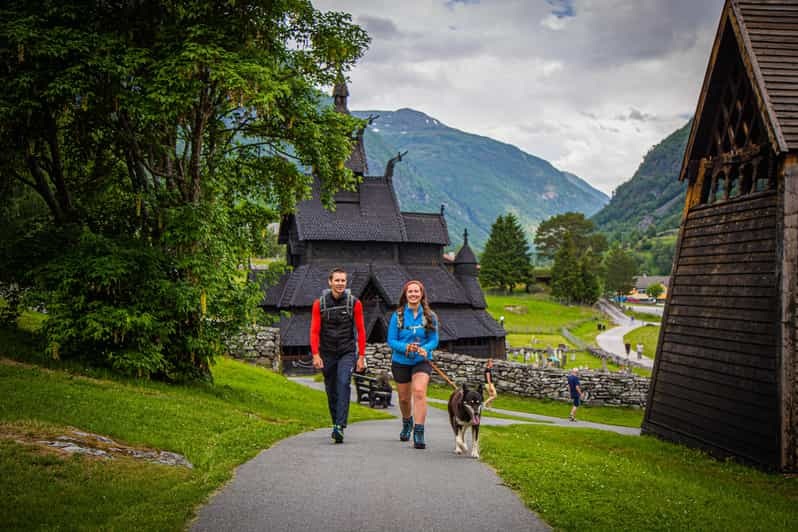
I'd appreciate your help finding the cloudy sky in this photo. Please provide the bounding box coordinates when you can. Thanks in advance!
[313,0,726,195]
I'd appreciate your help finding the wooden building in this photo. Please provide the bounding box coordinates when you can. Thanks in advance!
[259,84,506,371]
[643,0,798,471]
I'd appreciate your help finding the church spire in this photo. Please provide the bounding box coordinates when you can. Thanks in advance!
[333,81,349,114]
[331,80,368,176]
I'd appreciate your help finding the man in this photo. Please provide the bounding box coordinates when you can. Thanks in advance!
[567,368,584,422]
[310,268,366,443]
[636,343,644,360]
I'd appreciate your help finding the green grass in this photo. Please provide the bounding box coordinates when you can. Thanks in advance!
[485,291,600,334]
[426,384,643,428]
[427,402,554,424]
[624,309,663,323]
[0,326,389,531]
[481,424,798,531]
[624,325,661,360]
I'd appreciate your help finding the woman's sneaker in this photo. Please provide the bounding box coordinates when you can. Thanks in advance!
[400,416,413,442]
[331,425,344,443]
[413,424,426,449]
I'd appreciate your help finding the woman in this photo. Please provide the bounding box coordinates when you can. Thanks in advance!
[387,280,439,449]
[484,358,497,409]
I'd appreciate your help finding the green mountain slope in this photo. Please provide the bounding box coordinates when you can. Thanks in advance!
[353,108,609,251]
[591,120,692,274]
[592,121,691,238]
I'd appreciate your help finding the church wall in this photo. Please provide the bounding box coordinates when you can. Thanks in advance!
[399,243,442,265]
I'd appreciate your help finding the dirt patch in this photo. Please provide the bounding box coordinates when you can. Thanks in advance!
[0,422,192,468]
[503,305,528,315]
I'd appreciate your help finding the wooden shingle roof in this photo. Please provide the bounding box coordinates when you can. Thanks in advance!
[734,0,798,150]
[681,0,798,181]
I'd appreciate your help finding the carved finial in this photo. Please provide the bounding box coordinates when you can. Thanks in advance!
[384,150,408,180]
[463,228,468,245]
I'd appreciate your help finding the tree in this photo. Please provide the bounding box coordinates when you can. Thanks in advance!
[550,233,582,304]
[480,213,532,293]
[0,1,370,380]
[603,246,638,300]
[646,283,665,300]
[534,212,607,262]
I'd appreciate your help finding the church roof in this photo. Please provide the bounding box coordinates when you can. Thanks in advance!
[261,264,474,308]
[287,176,449,244]
[454,228,477,264]
[681,0,798,181]
[276,306,504,347]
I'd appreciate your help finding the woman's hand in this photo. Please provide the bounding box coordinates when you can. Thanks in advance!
[416,347,428,358]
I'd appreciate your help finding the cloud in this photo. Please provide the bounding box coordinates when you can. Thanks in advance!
[358,15,400,39]
[314,0,724,194]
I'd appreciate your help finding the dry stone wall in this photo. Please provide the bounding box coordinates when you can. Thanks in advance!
[226,325,281,372]
[366,343,649,407]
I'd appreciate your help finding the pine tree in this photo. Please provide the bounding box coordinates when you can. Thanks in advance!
[480,213,532,293]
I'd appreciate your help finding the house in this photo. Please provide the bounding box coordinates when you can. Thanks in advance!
[628,275,670,301]
[257,83,506,371]
[642,0,798,472]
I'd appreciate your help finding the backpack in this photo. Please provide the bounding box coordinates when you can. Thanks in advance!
[396,306,434,331]
[319,288,355,316]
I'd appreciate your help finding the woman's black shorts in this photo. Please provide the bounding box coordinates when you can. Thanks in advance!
[391,360,432,384]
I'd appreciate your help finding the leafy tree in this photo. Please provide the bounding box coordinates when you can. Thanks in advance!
[534,212,607,262]
[603,246,638,300]
[0,0,369,380]
[646,283,665,300]
[480,213,532,293]
[550,233,582,303]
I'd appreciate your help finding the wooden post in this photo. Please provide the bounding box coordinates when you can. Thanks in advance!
[780,154,798,472]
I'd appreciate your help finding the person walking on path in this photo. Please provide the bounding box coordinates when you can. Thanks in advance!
[567,368,584,422]
[387,280,439,449]
[484,359,497,409]
[311,268,366,444]
[636,343,644,360]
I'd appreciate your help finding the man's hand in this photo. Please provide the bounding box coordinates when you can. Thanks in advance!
[312,354,323,369]
[356,357,365,372]
[416,347,428,358]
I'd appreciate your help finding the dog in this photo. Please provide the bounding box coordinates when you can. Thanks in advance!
[447,383,484,458]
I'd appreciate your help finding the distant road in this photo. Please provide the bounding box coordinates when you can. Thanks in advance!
[628,305,664,317]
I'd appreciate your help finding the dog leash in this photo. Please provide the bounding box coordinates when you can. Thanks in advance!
[429,360,457,390]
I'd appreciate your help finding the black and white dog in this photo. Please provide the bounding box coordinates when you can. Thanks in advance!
[447,383,484,458]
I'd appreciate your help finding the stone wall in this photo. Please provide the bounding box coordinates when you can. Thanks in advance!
[226,326,281,372]
[365,343,649,407]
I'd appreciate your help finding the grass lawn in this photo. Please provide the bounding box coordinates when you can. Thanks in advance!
[624,325,661,360]
[481,424,798,531]
[426,383,643,428]
[485,291,600,334]
[624,309,663,323]
[0,324,389,531]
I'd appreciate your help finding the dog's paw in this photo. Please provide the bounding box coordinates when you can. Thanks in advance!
[470,451,480,459]
[454,447,463,455]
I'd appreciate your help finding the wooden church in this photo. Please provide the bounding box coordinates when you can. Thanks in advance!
[643,0,798,472]
[259,83,506,370]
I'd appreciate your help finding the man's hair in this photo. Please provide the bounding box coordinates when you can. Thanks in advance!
[328,267,347,281]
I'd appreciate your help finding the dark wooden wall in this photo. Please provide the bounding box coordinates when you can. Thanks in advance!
[644,191,780,468]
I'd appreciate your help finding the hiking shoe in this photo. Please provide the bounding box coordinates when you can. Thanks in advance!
[568,415,576,422]
[331,425,344,444]
[413,424,426,449]
[400,416,413,442]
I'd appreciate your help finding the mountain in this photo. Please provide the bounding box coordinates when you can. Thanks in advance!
[351,108,609,251]
[591,120,692,274]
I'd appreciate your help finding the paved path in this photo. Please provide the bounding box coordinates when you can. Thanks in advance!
[192,378,551,532]
[596,298,656,369]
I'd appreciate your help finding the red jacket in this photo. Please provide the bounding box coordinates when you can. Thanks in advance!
[310,297,366,357]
